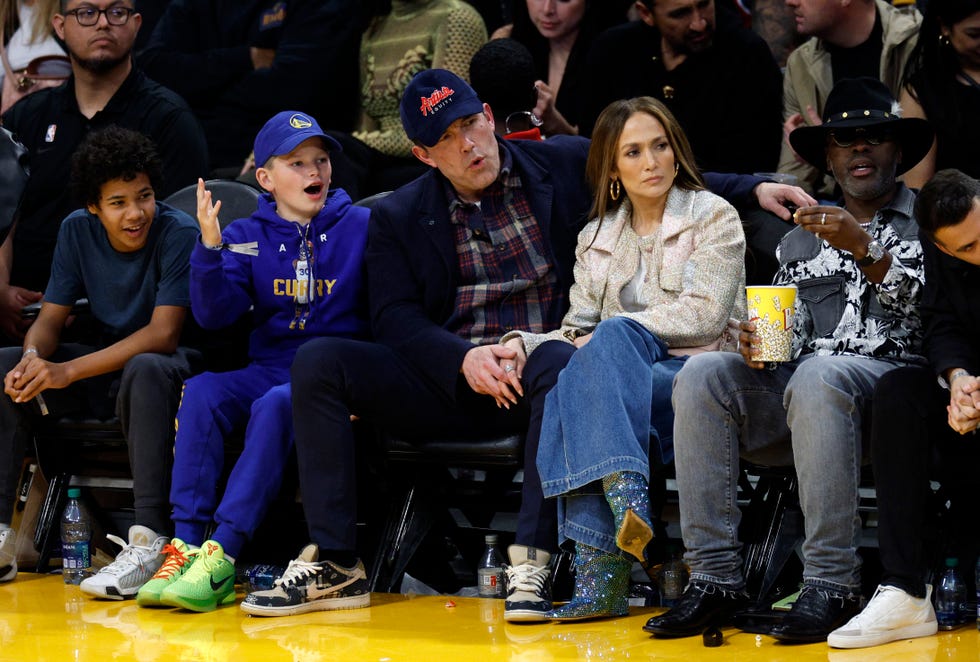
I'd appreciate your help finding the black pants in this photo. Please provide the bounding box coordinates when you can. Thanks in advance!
[291,337,576,554]
[872,365,980,598]
[0,344,201,534]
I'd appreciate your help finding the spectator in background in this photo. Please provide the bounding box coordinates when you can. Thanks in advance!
[469,37,542,140]
[580,0,783,175]
[328,0,487,200]
[779,0,920,198]
[899,0,980,190]
[137,1,363,172]
[0,0,207,344]
[132,0,167,51]
[493,0,628,137]
[0,0,66,113]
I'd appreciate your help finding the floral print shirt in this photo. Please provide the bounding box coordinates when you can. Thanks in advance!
[774,184,924,363]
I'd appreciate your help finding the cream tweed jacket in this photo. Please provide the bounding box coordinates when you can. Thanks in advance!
[504,187,746,356]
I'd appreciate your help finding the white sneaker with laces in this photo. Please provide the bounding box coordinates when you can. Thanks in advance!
[828,584,938,649]
[0,527,16,582]
[503,545,552,623]
[80,525,168,600]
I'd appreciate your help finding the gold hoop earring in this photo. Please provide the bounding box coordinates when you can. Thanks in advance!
[674,163,680,176]
[609,178,621,201]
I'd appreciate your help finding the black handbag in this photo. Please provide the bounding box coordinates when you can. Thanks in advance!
[0,125,28,245]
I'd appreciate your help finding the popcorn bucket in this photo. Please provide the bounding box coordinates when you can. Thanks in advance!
[746,285,797,362]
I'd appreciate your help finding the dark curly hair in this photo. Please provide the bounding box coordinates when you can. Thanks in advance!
[71,126,162,208]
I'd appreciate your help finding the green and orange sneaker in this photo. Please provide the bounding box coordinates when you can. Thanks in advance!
[160,540,236,612]
[136,538,199,607]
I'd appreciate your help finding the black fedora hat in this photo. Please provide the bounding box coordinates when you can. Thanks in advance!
[789,77,934,175]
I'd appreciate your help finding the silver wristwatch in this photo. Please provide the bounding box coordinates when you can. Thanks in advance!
[856,239,886,267]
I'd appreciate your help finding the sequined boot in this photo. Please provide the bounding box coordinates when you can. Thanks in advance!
[546,543,631,621]
[602,471,653,562]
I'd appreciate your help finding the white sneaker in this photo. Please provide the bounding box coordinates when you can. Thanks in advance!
[503,545,552,623]
[828,584,938,649]
[0,527,16,582]
[80,525,168,600]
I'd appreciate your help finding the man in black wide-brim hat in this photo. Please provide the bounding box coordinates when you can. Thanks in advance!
[644,76,934,645]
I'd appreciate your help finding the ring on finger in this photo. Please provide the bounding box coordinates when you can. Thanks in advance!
[504,365,515,373]
[820,212,826,225]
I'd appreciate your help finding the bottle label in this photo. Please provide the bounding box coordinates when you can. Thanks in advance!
[61,541,90,570]
[478,567,504,597]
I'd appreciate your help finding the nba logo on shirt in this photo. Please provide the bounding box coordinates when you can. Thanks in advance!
[45,124,57,143]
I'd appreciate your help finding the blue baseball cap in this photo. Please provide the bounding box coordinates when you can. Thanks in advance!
[253,111,342,166]
[399,69,485,147]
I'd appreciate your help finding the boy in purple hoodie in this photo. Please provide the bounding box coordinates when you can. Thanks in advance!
[135,111,369,612]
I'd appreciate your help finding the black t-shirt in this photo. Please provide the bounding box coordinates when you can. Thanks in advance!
[828,12,884,84]
[1,68,208,292]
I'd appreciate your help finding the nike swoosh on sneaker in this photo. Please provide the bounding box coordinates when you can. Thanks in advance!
[307,575,359,600]
[210,575,231,592]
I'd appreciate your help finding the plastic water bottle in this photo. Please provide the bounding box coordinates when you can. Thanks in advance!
[477,534,505,598]
[60,488,92,585]
[936,557,966,630]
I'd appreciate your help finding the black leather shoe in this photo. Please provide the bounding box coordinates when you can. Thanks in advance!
[643,580,750,638]
[769,585,861,644]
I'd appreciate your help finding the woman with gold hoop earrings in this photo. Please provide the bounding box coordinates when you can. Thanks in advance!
[500,96,746,621]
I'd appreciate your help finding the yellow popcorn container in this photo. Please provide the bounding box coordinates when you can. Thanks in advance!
[746,285,797,362]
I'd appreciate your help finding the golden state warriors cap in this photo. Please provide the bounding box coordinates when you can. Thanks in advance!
[253,111,342,166]
[399,69,485,148]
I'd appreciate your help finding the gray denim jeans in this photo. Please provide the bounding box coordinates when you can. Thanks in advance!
[671,351,902,595]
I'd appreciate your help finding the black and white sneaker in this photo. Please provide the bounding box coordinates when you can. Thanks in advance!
[0,527,16,582]
[504,545,552,622]
[240,544,370,617]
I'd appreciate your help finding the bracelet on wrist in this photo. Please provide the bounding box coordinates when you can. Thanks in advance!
[22,347,38,359]
[950,368,970,383]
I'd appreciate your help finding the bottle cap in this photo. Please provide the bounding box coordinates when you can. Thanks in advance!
[67,488,81,498]
[702,626,723,647]
[485,534,498,544]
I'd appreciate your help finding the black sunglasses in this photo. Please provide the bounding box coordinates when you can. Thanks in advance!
[828,127,893,148]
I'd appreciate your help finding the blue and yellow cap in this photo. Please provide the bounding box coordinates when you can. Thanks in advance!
[253,111,342,166]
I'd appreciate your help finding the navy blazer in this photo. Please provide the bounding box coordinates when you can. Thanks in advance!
[367,135,592,401]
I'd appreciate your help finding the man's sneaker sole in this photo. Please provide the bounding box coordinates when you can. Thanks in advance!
[0,562,16,583]
[161,589,237,613]
[504,608,549,623]
[827,621,938,649]
[240,592,370,617]
[79,582,137,600]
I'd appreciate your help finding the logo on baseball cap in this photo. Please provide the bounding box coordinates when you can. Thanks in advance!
[399,69,485,148]
[253,111,342,166]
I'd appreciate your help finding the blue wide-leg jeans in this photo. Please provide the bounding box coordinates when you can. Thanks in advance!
[537,317,687,554]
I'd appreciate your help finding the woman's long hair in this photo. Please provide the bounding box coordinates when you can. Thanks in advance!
[2,0,60,44]
[902,0,980,129]
[585,97,704,225]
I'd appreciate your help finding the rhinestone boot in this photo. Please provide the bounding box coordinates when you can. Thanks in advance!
[546,543,631,621]
[602,471,653,562]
